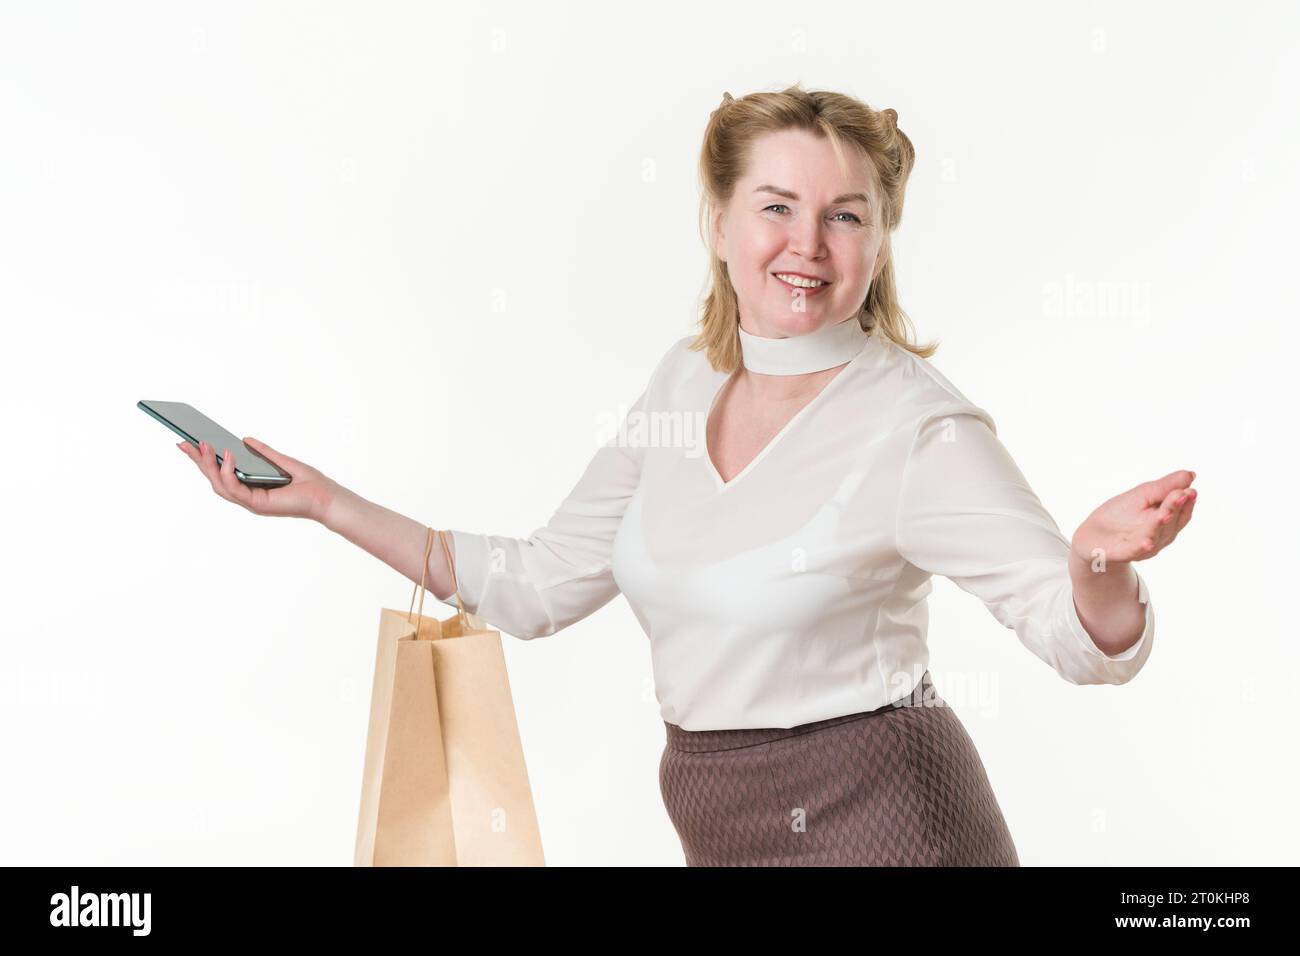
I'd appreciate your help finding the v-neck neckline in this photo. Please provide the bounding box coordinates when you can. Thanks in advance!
[701,333,875,494]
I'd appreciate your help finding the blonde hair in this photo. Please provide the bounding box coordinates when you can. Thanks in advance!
[690,83,936,371]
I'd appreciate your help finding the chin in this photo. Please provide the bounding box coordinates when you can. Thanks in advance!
[764,310,835,336]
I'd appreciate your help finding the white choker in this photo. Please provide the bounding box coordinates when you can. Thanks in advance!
[738,316,871,375]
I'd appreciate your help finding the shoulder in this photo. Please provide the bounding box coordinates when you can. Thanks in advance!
[613,333,709,410]
[647,332,711,385]
[668,333,701,364]
[868,335,999,439]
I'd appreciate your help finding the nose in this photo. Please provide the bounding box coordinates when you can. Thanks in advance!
[786,215,828,261]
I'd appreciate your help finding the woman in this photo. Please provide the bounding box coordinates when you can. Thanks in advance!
[180,85,1196,866]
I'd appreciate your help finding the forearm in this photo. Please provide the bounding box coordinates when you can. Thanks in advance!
[1067,550,1145,655]
[320,487,458,602]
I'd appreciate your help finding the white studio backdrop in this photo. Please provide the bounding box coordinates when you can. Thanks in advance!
[1,1,1295,866]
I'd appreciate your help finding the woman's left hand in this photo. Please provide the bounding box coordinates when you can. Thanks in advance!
[1070,469,1198,565]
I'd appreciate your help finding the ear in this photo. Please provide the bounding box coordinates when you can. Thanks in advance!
[709,205,727,263]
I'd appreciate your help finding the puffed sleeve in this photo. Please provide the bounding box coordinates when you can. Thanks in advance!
[894,403,1154,685]
[434,349,671,640]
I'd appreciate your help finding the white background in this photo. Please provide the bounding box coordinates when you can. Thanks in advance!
[1,0,1295,866]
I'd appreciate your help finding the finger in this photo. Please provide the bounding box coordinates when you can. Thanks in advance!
[1130,535,1158,561]
[196,440,215,476]
[217,446,251,505]
[1157,489,1198,546]
[180,441,206,472]
[1155,486,1189,524]
[1144,469,1197,507]
[197,440,221,484]
[243,436,303,474]
[198,441,236,502]
[1173,491,1197,534]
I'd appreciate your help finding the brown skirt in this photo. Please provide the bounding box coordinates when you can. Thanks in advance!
[659,671,1019,866]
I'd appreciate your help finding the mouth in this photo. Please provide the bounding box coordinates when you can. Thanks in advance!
[773,272,832,295]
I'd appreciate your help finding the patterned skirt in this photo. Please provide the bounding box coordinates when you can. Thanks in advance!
[659,671,1019,866]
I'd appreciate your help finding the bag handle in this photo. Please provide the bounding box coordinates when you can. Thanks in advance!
[407,526,468,633]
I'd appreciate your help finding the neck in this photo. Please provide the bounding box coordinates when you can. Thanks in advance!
[738,315,870,378]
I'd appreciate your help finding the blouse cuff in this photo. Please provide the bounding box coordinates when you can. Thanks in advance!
[1066,568,1153,662]
[436,529,489,615]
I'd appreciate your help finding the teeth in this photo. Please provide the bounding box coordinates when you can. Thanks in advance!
[775,273,827,288]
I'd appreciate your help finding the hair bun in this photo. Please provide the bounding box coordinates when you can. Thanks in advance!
[882,107,898,127]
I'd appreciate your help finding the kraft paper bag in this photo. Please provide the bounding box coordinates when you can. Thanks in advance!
[354,527,546,866]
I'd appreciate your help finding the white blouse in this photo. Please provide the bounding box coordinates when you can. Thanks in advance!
[440,329,1155,730]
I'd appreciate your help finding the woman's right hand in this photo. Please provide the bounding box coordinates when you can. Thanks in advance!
[179,436,342,523]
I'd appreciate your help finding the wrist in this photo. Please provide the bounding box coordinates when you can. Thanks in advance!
[1070,521,1109,567]
[1069,548,1136,613]
[319,482,357,530]
[1068,544,1130,576]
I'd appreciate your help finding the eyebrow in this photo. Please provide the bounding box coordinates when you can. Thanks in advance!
[754,184,871,206]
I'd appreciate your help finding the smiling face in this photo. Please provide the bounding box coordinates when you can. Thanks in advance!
[710,127,888,339]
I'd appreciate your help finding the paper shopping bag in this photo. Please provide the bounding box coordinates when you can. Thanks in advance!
[354,527,546,866]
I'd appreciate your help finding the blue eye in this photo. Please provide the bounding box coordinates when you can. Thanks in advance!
[763,204,862,224]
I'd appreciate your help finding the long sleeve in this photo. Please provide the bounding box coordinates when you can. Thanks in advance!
[894,403,1154,685]
[436,360,665,640]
